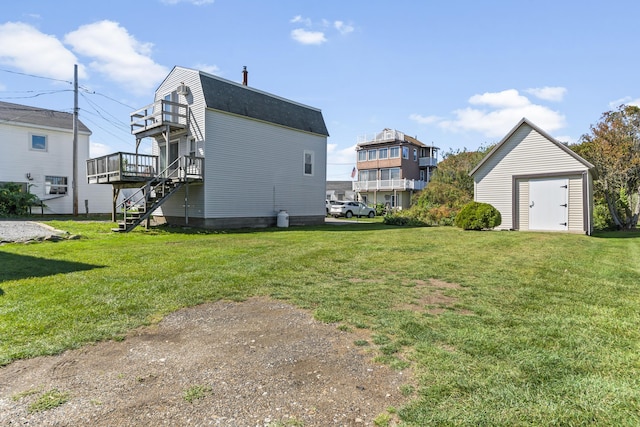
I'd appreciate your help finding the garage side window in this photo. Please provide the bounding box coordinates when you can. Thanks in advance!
[30,134,47,151]
[303,150,314,176]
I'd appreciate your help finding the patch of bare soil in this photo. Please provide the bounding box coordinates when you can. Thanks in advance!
[0,297,410,426]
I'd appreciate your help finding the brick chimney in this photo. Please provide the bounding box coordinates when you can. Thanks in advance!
[242,66,248,86]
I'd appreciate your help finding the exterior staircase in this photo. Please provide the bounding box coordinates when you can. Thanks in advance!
[114,177,185,232]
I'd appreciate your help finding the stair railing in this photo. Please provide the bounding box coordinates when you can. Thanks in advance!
[116,155,203,228]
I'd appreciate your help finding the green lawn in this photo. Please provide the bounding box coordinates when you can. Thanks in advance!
[1,221,639,425]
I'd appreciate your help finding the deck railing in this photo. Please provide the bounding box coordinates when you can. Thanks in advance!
[357,129,405,145]
[86,152,204,184]
[130,99,188,135]
[352,179,426,192]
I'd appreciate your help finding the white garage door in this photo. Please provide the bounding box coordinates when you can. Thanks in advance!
[529,178,568,231]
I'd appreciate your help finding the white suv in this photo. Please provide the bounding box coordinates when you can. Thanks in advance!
[329,201,375,218]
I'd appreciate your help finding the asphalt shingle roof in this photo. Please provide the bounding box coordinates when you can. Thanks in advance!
[199,72,329,137]
[0,101,91,133]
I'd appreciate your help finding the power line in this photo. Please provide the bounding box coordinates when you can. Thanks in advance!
[80,87,136,110]
[0,68,73,85]
[0,89,72,100]
[80,92,130,129]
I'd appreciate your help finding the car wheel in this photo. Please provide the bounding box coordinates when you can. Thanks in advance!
[368,211,375,218]
[345,211,353,218]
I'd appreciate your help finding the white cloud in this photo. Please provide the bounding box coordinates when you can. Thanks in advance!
[290,16,354,45]
[0,22,86,81]
[64,20,168,95]
[291,28,327,45]
[290,15,312,26]
[327,143,357,168]
[194,63,221,75]
[609,96,640,108]
[334,21,354,35]
[525,86,567,102]
[90,141,112,158]
[469,89,531,108]
[413,89,566,138]
[160,0,214,5]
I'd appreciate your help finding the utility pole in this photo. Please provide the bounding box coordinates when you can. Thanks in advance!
[72,64,78,216]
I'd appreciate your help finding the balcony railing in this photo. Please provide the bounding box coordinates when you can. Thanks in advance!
[353,179,426,192]
[130,99,188,136]
[357,129,405,145]
[86,152,204,184]
[419,156,438,167]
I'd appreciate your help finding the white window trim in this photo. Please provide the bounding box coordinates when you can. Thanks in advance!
[44,175,68,195]
[303,150,314,176]
[389,147,400,158]
[30,133,48,152]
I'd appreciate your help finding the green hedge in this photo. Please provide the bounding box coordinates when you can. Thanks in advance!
[454,201,501,230]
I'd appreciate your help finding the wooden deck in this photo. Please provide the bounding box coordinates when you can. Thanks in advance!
[86,152,204,185]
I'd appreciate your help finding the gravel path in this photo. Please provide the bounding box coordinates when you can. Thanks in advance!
[0,220,63,243]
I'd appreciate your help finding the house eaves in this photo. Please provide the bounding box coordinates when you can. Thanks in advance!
[198,71,329,137]
[469,117,595,177]
[0,101,91,133]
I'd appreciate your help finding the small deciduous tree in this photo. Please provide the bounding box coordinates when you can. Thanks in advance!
[410,147,491,224]
[573,105,640,229]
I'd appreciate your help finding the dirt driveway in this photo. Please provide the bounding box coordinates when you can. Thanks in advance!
[0,297,410,426]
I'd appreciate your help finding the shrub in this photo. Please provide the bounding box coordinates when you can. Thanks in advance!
[0,182,40,216]
[454,202,501,230]
[382,212,428,227]
[593,202,616,231]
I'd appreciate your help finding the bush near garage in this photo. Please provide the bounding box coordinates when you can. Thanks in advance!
[454,201,502,230]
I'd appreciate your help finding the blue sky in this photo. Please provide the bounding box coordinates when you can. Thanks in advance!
[1,0,638,180]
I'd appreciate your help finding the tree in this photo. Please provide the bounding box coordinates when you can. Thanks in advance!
[415,147,490,209]
[407,147,491,225]
[573,105,640,229]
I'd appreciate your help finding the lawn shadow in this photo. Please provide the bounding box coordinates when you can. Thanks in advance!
[592,230,640,239]
[0,252,103,283]
[141,221,401,235]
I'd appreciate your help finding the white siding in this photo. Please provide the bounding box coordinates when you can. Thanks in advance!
[0,122,111,214]
[152,68,207,217]
[149,66,328,223]
[202,110,326,218]
[567,176,584,232]
[475,124,588,230]
[517,179,529,230]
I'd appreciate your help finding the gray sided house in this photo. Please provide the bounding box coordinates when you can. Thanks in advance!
[470,118,595,235]
[87,66,329,231]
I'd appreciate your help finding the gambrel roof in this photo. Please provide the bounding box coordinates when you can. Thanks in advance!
[0,101,91,133]
[469,117,594,177]
[197,70,329,137]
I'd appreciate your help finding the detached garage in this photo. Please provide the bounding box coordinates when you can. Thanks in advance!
[470,118,596,235]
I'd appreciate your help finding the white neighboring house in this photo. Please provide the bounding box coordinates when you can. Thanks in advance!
[470,118,596,235]
[0,101,111,215]
[87,66,329,231]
